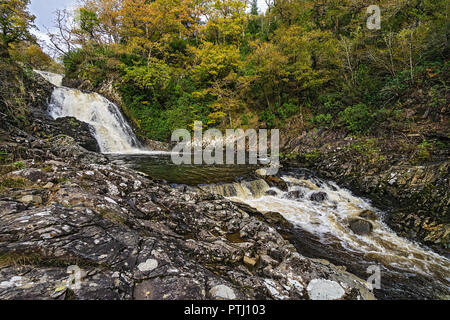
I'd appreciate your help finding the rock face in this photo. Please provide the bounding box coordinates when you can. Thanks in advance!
[30,117,100,152]
[307,279,346,300]
[8,72,100,153]
[0,134,375,300]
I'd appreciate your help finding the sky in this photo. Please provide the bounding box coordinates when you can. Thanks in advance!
[29,0,78,47]
[30,0,77,31]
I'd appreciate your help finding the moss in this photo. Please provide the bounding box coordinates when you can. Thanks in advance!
[348,138,386,164]
[13,161,25,170]
[302,149,322,164]
[281,152,300,161]
[0,177,32,192]
[58,177,70,183]
[41,166,54,173]
[68,118,79,126]
[96,207,127,226]
[0,252,101,269]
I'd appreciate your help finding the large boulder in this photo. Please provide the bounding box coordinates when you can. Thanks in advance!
[310,192,328,202]
[30,117,100,152]
[349,219,373,236]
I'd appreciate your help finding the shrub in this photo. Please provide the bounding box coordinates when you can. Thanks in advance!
[13,161,25,170]
[259,110,276,128]
[312,113,333,127]
[339,103,373,134]
[279,102,298,120]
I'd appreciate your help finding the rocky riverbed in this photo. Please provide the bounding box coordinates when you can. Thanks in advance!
[282,129,449,253]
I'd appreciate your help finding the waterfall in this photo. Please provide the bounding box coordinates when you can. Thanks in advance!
[200,179,270,199]
[36,70,142,153]
[34,70,64,87]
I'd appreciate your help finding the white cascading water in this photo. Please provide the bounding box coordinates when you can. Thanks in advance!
[201,174,450,298]
[35,70,142,153]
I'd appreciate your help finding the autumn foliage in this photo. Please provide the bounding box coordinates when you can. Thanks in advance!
[51,0,449,140]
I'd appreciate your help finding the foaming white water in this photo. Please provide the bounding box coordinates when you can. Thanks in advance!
[34,70,63,87]
[35,70,143,153]
[214,174,450,289]
[48,87,142,153]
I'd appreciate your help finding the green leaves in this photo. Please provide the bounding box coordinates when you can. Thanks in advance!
[123,59,171,95]
[0,0,35,48]
[339,103,373,134]
[78,8,99,37]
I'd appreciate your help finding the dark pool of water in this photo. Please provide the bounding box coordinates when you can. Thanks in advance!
[107,153,261,185]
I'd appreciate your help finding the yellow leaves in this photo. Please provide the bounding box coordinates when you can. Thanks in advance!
[189,41,240,83]
[192,90,209,100]
[120,0,195,42]
[202,0,248,46]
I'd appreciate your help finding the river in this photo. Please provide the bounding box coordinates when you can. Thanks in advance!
[109,154,450,300]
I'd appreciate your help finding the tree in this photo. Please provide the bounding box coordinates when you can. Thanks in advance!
[0,0,35,53]
[79,8,99,40]
[120,0,197,60]
[203,0,248,46]
[47,9,77,56]
[81,0,122,44]
[247,0,261,36]
[190,41,240,83]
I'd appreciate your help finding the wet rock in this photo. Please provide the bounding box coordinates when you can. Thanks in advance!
[359,210,378,221]
[53,117,99,152]
[285,190,305,200]
[310,192,328,202]
[349,219,373,235]
[263,211,291,227]
[46,135,107,165]
[260,175,288,192]
[265,190,279,196]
